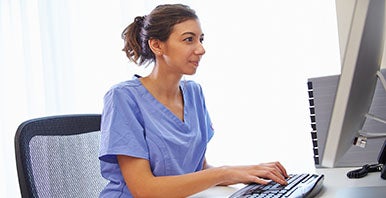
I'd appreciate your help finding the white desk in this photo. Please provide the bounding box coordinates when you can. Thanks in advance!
[190,167,386,197]
[189,185,240,198]
[315,167,386,198]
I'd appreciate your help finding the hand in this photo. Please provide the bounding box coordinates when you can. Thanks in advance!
[219,161,289,186]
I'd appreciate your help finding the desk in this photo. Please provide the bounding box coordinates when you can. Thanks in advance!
[315,167,386,197]
[190,167,386,197]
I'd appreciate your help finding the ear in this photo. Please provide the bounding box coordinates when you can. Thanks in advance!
[148,39,163,55]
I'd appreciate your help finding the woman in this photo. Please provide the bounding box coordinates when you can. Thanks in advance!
[99,4,288,197]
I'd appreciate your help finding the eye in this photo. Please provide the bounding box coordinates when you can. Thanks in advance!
[200,37,204,43]
[183,37,194,42]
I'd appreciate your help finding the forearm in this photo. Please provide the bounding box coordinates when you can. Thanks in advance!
[129,167,227,198]
[118,155,231,197]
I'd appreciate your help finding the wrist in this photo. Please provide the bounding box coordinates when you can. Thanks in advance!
[215,166,232,185]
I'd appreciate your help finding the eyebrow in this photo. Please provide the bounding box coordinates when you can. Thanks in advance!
[181,32,204,37]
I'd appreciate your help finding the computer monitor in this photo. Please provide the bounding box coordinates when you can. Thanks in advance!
[321,0,386,168]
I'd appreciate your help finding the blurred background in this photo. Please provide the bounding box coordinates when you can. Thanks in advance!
[1,0,346,196]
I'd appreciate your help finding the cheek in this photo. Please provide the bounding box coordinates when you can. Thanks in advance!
[166,49,189,63]
[163,44,192,65]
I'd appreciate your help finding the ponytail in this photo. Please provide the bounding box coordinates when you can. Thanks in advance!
[121,16,149,65]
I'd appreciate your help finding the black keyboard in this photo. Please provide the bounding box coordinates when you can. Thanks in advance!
[229,173,324,198]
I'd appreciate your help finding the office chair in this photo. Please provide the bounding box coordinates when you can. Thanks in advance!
[14,114,108,198]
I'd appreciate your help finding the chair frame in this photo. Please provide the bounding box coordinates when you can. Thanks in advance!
[14,114,101,198]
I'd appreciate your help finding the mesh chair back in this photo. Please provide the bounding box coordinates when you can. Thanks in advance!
[14,114,107,198]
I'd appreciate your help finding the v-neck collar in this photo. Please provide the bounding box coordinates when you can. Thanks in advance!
[136,78,189,130]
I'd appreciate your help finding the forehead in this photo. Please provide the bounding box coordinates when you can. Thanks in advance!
[171,19,203,36]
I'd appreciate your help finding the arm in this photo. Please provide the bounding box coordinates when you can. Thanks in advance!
[118,155,225,197]
[118,155,289,198]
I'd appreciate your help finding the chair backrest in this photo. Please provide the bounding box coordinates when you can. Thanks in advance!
[14,114,108,198]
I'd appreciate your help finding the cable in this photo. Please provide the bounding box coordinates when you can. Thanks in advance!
[346,164,382,179]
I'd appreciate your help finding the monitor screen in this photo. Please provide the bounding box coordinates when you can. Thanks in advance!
[321,0,385,168]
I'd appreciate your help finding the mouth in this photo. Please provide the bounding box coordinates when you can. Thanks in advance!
[190,60,200,67]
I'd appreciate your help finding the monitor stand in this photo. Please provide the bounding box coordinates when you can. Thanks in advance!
[356,71,386,148]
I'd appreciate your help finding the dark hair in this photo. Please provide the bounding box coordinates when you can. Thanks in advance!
[121,4,198,66]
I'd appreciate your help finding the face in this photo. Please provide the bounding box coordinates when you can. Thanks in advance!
[157,19,205,75]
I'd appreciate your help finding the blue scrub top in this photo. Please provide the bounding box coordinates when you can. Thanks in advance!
[98,78,214,197]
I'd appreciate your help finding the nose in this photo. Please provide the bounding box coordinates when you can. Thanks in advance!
[195,43,205,55]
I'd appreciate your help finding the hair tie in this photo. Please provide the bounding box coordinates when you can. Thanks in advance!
[134,15,146,25]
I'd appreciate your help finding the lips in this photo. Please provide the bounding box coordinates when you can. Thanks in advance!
[190,60,200,67]
[191,61,199,67]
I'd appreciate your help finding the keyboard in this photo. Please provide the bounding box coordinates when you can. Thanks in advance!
[229,173,324,198]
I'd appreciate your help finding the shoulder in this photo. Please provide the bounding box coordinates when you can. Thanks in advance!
[109,79,142,92]
[181,80,203,92]
[105,79,142,97]
[103,79,145,106]
[181,80,207,100]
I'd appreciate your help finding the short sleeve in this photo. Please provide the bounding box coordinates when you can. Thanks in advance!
[99,85,148,164]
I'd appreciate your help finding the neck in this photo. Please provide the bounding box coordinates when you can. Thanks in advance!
[142,66,183,99]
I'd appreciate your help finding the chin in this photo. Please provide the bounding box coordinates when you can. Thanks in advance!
[185,70,197,75]
[183,68,197,76]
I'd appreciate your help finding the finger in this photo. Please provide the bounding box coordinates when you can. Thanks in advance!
[263,165,287,181]
[273,161,289,177]
[269,170,288,185]
[270,174,288,185]
[255,168,288,185]
[251,176,271,185]
[264,161,288,178]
